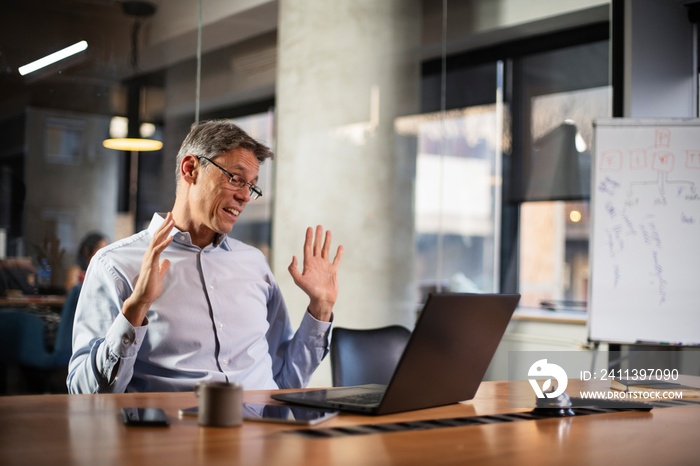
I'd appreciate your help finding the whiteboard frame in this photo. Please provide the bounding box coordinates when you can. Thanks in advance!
[588,118,700,346]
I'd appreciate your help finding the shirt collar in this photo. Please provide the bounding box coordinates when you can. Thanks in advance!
[147,212,231,251]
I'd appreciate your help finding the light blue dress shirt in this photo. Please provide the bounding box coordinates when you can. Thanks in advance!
[67,213,332,393]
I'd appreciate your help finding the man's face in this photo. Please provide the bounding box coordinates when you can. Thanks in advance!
[191,147,260,239]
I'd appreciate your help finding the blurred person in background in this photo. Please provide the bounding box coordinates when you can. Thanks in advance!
[65,232,108,292]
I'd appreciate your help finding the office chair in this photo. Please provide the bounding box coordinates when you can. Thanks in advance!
[0,284,81,393]
[0,284,81,370]
[330,325,412,387]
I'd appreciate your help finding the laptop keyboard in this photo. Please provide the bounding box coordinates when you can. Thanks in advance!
[328,391,385,406]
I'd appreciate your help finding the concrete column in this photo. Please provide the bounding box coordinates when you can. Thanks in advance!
[274,0,421,336]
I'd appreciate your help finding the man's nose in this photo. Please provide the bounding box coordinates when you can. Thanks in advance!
[233,187,250,203]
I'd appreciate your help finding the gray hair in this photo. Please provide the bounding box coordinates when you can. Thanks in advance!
[175,120,274,188]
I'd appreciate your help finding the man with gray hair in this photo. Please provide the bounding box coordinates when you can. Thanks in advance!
[68,120,343,393]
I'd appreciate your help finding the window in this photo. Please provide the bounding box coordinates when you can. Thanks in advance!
[401,104,505,299]
[514,42,611,310]
[418,29,610,310]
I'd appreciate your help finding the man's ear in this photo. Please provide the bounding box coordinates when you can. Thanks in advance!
[181,154,199,184]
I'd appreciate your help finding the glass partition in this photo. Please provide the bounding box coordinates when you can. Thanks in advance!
[0,1,610,313]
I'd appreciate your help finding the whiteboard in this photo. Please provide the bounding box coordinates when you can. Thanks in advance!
[588,119,700,345]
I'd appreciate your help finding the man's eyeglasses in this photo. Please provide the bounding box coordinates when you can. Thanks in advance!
[196,156,262,200]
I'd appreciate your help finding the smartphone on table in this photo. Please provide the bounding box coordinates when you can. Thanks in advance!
[122,407,170,427]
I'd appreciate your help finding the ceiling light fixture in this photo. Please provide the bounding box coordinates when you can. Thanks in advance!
[103,138,162,151]
[101,1,161,233]
[18,40,88,76]
[102,1,160,153]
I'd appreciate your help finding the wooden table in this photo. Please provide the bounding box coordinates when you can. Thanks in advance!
[1,380,698,465]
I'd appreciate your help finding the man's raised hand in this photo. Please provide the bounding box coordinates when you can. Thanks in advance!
[122,212,174,327]
[288,225,343,322]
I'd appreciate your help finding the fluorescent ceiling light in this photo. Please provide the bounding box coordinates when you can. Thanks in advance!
[19,40,88,76]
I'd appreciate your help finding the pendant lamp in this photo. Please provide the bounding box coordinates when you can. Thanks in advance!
[103,1,161,151]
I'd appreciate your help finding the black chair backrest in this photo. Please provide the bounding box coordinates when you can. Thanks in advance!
[0,309,26,365]
[330,325,411,387]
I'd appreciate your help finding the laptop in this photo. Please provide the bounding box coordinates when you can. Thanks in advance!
[272,292,520,415]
